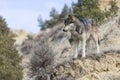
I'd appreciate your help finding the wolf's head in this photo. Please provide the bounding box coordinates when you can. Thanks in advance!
[63,15,76,32]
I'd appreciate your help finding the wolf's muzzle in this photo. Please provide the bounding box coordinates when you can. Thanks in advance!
[63,29,68,32]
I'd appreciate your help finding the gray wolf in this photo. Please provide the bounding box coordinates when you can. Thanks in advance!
[63,15,100,58]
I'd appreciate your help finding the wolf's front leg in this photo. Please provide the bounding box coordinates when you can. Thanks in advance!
[81,39,86,57]
[96,41,100,53]
[74,40,79,58]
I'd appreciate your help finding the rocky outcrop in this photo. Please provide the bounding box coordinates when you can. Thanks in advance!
[51,12,120,80]
[21,13,120,80]
[52,52,120,80]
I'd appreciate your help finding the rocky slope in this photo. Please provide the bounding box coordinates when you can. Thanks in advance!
[19,11,120,80]
[52,52,120,80]
[50,12,120,80]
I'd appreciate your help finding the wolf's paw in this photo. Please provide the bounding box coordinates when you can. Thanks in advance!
[81,54,86,58]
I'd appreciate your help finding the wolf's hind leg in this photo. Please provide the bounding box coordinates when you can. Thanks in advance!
[92,34,100,53]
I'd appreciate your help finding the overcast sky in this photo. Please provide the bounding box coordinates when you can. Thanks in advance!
[0,0,77,33]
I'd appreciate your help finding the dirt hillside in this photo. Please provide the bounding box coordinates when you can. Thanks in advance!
[53,52,120,80]
[99,0,120,10]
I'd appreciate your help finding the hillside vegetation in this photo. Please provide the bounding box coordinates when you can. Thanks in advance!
[0,16,23,80]
[11,0,120,80]
[19,12,120,80]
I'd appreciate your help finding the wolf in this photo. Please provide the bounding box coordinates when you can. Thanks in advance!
[63,15,100,58]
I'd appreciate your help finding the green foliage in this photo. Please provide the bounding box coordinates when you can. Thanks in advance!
[38,8,59,30]
[38,16,47,30]
[73,0,119,24]
[38,4,72,30]
[59,4,73,21]
[0,16,23,80]
[60,4,69,18]
[46,8,59,28]
[38,0,119,30]
[0,16,9,35]
[50,8,59,19]
[73,0,103,22]
[45,18,58,28]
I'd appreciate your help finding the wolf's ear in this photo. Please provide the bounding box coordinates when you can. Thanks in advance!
[68,14,75,22]
[68,14,73,19]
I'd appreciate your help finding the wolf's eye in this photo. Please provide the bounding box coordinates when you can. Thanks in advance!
[64,20,68,26]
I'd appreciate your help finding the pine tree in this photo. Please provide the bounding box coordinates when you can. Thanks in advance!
[59,4,73,21]
[38,16,47,30]
[46,8,59,28]
[50,8,59,19]
[0,16,9,35]
[0,16,23,80]
[73,0,104,22]
[59,4,70,21]
[73,0,119,23]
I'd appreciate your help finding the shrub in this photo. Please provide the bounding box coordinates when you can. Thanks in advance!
[30,38,55,80]
[0,16,23,80]
[21,39,33,55]
[21,35,34,55]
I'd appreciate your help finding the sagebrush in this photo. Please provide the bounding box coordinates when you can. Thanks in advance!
[30,37,55,80]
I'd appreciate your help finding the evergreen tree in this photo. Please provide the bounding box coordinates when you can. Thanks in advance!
[0,16,9,35]
[46,8,59,28]
[73,0,119,23]
[50,8,59,19]
[73,0,104,22]
[0,16,23,80]
[38,16,46,30]
[59,4,73,21]
[59,4,70,21]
